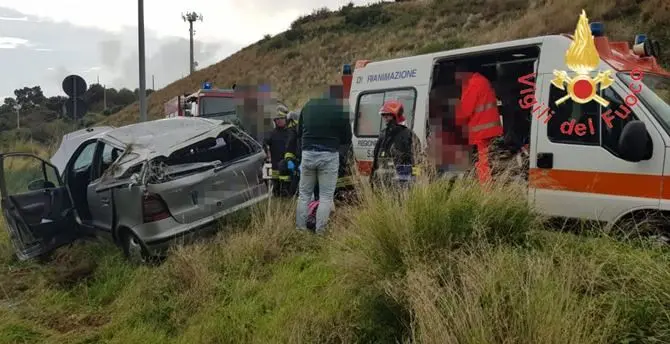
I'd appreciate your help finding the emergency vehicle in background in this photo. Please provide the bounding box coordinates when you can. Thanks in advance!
[164,82,241,125]
[340,13,670,231]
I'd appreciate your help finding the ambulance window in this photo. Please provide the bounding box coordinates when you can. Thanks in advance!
[355,88,417,137]
[600,88,638,158]
[547,87,600,145]
[356,93,385,136]
[384,89,416,132]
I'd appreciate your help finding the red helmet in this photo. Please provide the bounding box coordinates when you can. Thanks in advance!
[379,99,405,123]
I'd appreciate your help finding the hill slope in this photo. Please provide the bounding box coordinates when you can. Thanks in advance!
[102,0,670,127]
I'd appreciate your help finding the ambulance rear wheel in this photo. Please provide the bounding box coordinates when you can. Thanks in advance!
[611,211,670,244]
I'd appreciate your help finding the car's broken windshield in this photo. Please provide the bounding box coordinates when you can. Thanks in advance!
[146,127,259,184]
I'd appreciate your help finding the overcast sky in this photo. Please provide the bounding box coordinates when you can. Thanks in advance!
[0,0,376,99]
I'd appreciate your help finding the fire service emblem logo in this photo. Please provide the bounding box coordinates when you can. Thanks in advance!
[551,10,614,107]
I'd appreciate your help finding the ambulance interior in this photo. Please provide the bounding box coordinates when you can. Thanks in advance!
[429,46,541,180]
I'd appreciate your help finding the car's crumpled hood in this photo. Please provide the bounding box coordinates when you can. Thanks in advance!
[104,124,231,179]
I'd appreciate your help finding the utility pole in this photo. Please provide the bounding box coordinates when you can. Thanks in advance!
[182,11,203,75]
[13,104,21,129]
[138,0,147,122]
[152,75,155,90]
[103,84,107,111]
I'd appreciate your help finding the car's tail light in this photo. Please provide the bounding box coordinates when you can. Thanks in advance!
[257,166,264,184]
[142,193,171,223]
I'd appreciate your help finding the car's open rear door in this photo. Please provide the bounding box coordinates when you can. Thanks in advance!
[0,153,78,260]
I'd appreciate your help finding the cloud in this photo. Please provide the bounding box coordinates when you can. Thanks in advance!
[0,6,239,98]
[0,15,27,21]
[112,38,232,90]
[98,40,122,69]
[0,37,32,49]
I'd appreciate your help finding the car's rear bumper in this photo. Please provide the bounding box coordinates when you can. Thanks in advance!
[131,190,270,256]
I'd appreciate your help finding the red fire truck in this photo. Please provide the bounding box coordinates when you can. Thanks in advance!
[164,82,240,124]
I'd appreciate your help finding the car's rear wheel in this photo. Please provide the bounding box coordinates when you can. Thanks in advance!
[611,212,670,245]
[121,231,149,265]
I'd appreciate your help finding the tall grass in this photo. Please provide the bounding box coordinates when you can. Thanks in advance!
[1,176,669,343]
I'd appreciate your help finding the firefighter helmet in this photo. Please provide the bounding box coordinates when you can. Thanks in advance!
[274,103,289,119]
[287,110,300,122]
[379,99,405,123]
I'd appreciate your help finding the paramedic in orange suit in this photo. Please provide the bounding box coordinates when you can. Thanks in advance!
[454,64,504,184]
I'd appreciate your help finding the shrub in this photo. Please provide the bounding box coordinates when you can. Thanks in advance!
[342,3,392,30]
[284,51,300,61]
[261,34,293,52]
[290,7,332,29]
[283,27,305,42]
[416,41,446,55]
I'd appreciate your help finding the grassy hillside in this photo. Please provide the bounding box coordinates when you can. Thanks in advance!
[102,0,670,126]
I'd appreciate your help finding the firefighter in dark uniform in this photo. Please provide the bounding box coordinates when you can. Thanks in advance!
[263,103,293,197]
[370,99,420,190]
[278,110,301,196]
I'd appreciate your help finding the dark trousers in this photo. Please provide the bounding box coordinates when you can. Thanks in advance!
[272,178,297,197]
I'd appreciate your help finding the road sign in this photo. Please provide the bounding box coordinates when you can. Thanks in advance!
[65,98,87,120]
[62,75,87,98]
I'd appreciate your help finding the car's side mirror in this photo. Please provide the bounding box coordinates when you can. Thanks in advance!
[27,179,55,191]
[618,120,652,162]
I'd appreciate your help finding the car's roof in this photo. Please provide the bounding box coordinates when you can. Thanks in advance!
[50,117,232,175]
[101,117,230,150]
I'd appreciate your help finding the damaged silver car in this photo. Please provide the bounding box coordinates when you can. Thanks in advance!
[0,117,269,263]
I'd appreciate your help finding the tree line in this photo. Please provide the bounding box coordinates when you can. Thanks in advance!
[0,84,154,145]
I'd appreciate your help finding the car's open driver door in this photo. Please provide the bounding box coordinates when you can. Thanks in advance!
[0,153,79,260]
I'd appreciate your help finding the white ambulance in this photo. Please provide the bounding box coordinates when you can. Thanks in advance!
[340,15,670,229]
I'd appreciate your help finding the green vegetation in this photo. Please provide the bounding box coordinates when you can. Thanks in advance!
[0,85,154,147]
[1,179,670,343]
[2,0,670,342]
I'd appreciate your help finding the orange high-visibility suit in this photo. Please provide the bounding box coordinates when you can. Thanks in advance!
[455,72,504,184]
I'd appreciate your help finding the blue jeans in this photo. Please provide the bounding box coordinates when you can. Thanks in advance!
[296,150,339,233]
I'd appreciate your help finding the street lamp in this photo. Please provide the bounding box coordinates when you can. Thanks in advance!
[182,11,203,75]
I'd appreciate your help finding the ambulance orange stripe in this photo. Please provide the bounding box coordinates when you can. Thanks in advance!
[529,168,665,199]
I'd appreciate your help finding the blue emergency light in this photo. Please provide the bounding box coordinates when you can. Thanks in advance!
[342,64,352,75]
[590,22,604,37]
[635,34,647,45]
[202,82,212,90]
[259,84,271,92]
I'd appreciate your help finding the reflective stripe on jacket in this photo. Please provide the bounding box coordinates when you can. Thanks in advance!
[456,72,503,145]
[271,169,291,181]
